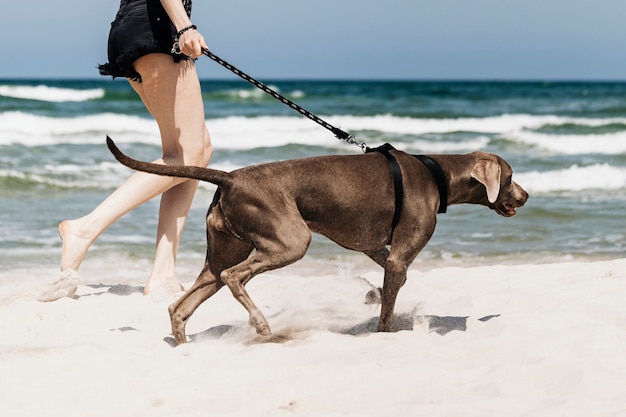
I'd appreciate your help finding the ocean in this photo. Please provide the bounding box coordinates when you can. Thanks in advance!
[1,78,625,290]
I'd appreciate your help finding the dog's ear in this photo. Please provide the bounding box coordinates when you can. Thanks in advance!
[471,159,501,203]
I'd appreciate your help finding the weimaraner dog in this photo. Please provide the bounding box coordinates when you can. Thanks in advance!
[106,137,528,345]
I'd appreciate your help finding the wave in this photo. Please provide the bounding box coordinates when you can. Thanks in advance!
[211,114,626,153]
[0,162,127,190]
[212,84,305,101]
[0,111,158,146]
[0,85,105,102]
[506,130,626,155]
[0,160,234,190]
[516,164,626,193]
[201,116,492,153]
[2,111,626,155]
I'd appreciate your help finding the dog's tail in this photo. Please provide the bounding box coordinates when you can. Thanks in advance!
[106,136,232,187]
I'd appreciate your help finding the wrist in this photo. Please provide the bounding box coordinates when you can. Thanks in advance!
[177,24,197,38]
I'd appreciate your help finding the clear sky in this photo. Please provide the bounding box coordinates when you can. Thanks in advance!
[2,0,625,80]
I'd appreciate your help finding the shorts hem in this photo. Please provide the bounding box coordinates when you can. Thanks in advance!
[99,50,190,82]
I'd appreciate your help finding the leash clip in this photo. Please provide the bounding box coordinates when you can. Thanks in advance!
[344,134,368,152]
[171,39,182,55]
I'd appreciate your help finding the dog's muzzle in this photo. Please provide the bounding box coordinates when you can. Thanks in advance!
[494,183,529,217]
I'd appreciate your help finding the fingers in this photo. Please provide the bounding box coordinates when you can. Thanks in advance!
[180,29,205,59]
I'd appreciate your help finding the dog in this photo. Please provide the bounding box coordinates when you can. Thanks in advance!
[106,137,528,345]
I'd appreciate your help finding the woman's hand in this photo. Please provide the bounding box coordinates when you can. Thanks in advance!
[179,27,207,59]
[160,0,206,58]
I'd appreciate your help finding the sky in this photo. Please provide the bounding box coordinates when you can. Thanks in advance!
[2,0,625,80]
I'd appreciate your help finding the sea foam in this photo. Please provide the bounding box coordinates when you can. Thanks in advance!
[0,111,158,146]
[3,111,626,158]
[507,130,626,155]
[516,164,626,193]
[0,85,105,102]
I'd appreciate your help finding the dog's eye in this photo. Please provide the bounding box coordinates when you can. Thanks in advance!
[504,175,513,186]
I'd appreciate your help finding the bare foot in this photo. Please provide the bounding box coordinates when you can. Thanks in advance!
[143,278,184,297]
[59,220,93,272]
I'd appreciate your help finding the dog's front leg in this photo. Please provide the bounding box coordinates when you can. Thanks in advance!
[377,257,409,332]
[376,224,434,332]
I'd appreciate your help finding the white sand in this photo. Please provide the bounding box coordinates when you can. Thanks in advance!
[1,259,625,416]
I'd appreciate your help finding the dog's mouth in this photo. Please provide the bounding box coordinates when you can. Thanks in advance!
[495,202,519,217]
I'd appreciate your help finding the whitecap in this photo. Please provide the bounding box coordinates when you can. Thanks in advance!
[516,164,626,193]
[0,85,105,102]
[0,111,158,146]
[4,111,626,154]
[506,130,626,155]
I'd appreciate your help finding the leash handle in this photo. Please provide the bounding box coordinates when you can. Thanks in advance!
[201,48,367,151]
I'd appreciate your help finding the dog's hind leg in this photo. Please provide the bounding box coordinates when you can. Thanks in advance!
[220,258,273,336]
[169,263,225,345]
[169,206,254,345]
[220,221,312,336]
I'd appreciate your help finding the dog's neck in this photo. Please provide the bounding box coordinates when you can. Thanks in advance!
[412,155,448,214]
[434,154,491,207]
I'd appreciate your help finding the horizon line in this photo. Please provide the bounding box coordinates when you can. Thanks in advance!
[2,76,626,83]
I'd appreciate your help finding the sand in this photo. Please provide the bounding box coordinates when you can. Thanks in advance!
[1,259,625,416]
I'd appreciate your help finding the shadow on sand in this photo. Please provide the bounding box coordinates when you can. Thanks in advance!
[341,313,500,336]
[164,312,502,346]
[76,283,145,298]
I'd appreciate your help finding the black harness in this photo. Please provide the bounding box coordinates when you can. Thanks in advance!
[366,143,448,233]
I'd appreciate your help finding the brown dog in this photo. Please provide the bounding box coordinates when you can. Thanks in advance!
[106,137,528,345]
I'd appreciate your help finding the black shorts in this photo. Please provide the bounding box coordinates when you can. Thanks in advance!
[98,0,192,81]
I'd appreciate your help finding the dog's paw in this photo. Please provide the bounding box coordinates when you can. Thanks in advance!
[248,311,271,335]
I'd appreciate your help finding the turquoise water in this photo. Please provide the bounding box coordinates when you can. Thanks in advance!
[1,79,625,284]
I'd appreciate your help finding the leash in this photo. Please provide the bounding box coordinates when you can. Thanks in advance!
[199,48,368,151]
[176,47,449,230]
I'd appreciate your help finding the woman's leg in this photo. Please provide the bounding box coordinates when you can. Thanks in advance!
[60,54,212,294]
[131,55,212,294]
[146,179,200,294]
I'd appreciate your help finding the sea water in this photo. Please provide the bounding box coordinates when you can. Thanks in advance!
[1,79,625,288]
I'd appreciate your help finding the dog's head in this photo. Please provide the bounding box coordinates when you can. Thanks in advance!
[470,154,529,217]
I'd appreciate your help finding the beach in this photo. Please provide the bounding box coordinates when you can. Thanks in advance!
[1,79,625,415]
[1,258,625,416]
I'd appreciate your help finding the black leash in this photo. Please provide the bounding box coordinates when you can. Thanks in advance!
[194,49,449,231]
[201,48,368,151]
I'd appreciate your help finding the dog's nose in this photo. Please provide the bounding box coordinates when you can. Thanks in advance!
[515,185,529,206]
[523,189,529,202]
